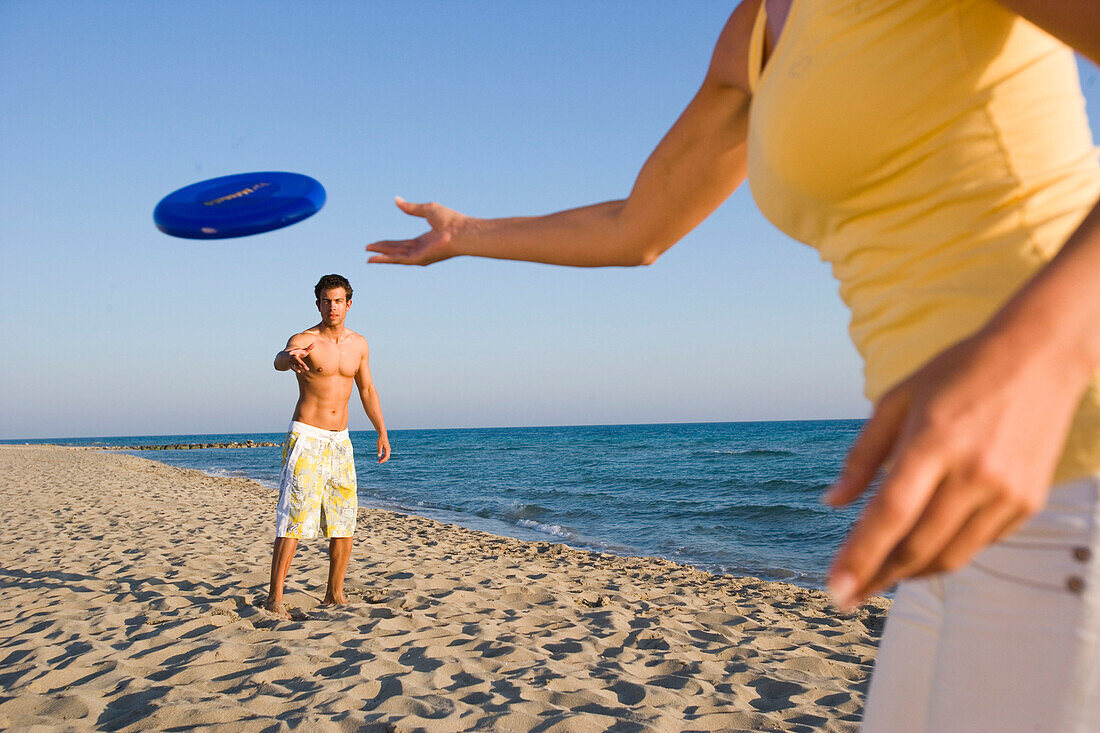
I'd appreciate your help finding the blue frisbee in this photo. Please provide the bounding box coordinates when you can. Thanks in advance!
[154,171,325,239]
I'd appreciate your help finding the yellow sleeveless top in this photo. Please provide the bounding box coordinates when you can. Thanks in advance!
[745,0,1100,483]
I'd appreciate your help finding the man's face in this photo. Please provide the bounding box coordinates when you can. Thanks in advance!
[317,287,350,326]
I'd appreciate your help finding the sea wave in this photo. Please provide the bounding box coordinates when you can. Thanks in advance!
[515,518,574,540]
[693,448,798,458]
[662,503,828,521]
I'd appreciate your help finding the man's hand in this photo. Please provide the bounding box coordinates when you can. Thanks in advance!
[824,322,1091,610]
[366,197,470,266]
[377,434,391,464]
[285,343,314,373]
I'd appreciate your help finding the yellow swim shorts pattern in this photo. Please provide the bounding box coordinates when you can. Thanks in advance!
[275,421,357,539]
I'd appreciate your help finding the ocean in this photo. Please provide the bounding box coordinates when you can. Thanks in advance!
[12,420,867,589]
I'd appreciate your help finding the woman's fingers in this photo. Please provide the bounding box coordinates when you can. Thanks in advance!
[366,243,411,264]
[913,502,1028,577]
[367,240,412,253]
[394,196,429,217]
[828,445,945,609]
[824,389,910,507]
[857,475,989,595]
[367,240,421,264]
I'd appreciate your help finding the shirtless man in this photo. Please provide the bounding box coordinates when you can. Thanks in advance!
[265,273,391,618]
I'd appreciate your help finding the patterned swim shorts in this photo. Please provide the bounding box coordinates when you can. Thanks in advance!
[275,421,357,539]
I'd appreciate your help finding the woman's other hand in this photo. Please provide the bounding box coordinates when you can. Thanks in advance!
[825,316,1093,610]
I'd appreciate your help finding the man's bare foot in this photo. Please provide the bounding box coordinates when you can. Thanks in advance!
[320,591,347,606]
[263,596,292,619]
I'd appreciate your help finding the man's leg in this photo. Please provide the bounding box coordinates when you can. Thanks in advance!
[269,425,309,618]
[323,537,352,605]
[322,435,357,606]
[265,536,299,617]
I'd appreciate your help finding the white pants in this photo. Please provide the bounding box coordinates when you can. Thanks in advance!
[863,474,1100,732]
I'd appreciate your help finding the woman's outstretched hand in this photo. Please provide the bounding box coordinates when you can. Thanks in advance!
[366,197,471,266]
[825,321,1092,610]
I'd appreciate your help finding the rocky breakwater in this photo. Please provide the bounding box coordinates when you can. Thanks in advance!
[97,440,280,451]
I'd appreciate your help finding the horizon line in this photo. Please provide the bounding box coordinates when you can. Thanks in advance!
[1,416,868,443]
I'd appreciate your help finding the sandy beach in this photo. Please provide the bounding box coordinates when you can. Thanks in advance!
[0,445,887,732]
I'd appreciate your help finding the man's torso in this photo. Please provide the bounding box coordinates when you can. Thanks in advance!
[292,328,367,431]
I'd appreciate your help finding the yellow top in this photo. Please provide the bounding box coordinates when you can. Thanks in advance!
[746,0,1100,483]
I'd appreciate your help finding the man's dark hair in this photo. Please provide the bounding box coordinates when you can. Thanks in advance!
[315,274,352,301]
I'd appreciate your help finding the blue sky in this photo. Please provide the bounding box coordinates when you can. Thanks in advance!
[2,1,1098,439]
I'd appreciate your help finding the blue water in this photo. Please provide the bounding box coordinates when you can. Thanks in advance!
[9,421,867,589]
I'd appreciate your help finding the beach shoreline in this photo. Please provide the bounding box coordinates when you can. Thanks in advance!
[0,445,886,731]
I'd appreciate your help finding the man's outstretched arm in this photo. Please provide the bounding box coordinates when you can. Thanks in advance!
[274,334,314,373]
[355,345,390,463]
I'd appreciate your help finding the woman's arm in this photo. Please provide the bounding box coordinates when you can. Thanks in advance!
[994,0,1100,65]
[366,1,762,268]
